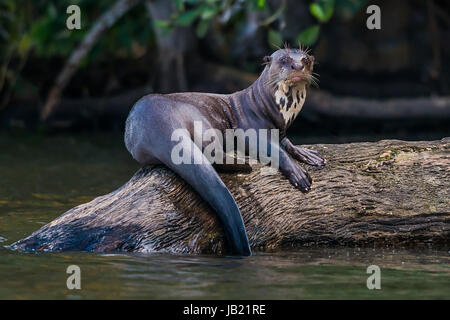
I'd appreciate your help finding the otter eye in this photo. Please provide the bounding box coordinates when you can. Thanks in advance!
[279,56,287,64]
[279,55,292,65]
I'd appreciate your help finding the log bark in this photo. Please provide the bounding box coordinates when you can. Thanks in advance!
[9,138,450,254]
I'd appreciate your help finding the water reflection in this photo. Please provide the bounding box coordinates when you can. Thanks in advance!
[0,248,448,299]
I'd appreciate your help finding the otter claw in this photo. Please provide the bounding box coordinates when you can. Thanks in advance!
[288,167,312,193]
[293,146,326,167]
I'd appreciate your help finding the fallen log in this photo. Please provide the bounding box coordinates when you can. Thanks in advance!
[9,138,450,254]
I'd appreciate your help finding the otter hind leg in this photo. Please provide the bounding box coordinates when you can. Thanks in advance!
[154,134,251,256]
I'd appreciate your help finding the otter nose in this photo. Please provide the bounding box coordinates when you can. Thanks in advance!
[291,62,304,71]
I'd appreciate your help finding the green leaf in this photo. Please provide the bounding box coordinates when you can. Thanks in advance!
[175,8,202,26]
[47,3,57,19]
[174,0,185,11]
[154,20,172,36]
[251,0,265,10]
[154,20,170,28]
[296,25,320,46]
[322,0,335,22]
[200,7,218,20]
[309,3,326,21]
[196,19,209,38]
[268,29,283,48]
[17,33,32,57]
[335,0,367,20]
[29,17,53,52]
[310,0,334,23]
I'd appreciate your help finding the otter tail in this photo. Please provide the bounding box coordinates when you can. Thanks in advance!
[157,134,251,256]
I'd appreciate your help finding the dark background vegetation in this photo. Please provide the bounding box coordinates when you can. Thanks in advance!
[1,0,449,142]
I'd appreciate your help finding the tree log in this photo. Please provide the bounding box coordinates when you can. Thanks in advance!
[9,138,450,254]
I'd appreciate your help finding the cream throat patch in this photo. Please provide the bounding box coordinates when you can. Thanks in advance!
[274,81,306,125]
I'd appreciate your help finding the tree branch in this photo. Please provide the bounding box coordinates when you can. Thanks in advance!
[40,0,142,121]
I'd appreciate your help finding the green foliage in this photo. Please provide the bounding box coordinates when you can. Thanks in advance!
[309,1,333,23]
[0,0,369,63]
[257,0,266,8]
[17,33,32,57]
[196,19,210,38]
[0,0,368,103]
[268,29,283,48]
[296,25,320,46]
[176,7,203,26]
[296,0,365,46]
[159,0,270,39]
[163,0,362,49]
[1,0,154,61]
[295,0,334,46]
[335,0,368,20]
[175,0,185,11]
[0,0,155,99]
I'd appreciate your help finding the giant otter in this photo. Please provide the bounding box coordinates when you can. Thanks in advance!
[124,47,326,256]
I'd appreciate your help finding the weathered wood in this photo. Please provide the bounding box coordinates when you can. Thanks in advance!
[9,138,450,254]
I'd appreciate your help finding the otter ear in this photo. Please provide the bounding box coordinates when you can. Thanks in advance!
[263,56,272,64]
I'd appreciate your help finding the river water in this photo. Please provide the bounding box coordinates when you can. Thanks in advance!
[0,132,448,299]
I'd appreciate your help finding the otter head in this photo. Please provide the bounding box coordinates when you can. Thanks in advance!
[262,47,316,126]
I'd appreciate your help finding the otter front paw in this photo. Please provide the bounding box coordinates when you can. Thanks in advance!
[290,146,326,167]
[286,165,312,193]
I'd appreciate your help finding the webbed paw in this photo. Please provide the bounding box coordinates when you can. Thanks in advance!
[287,165,312,193]
[291,146,326,167]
